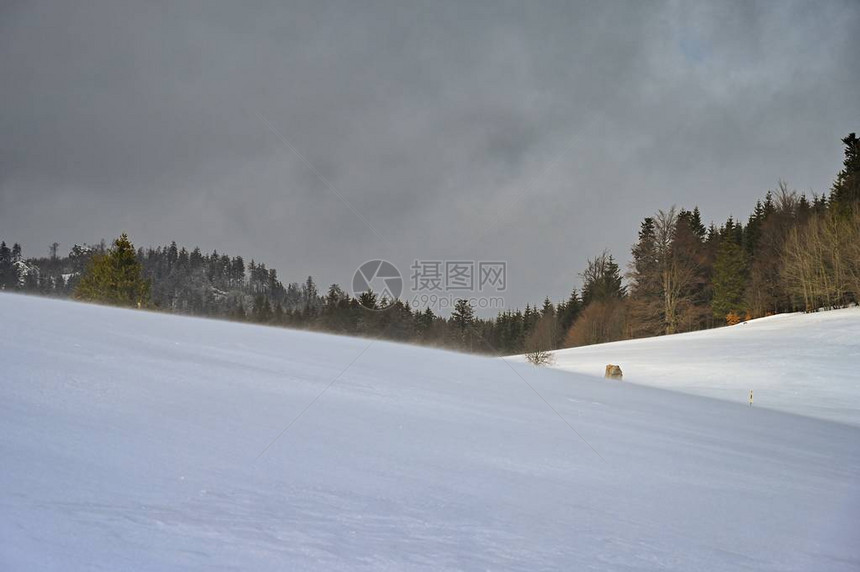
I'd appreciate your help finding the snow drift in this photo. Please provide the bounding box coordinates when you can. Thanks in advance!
[1,294,859,570]
[518,308,860,425]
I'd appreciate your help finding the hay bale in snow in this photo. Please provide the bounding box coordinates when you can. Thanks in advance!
[604,364,623,380]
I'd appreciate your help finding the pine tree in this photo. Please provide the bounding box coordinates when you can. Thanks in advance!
[712,239,747,321]
[581,250,626,306]
[358,290,378,310]
[556,289,582,337]
[380,299,415,341]
[628,217,662,335]
[830,133,860,215]
[74,233,150,307]
[451,298,477,351]
[629,208,707,335]
[744,182,799,316]
[541,297,555,318]
[451,299,475,331]
[0,242,17,289]
[303,276,320,317]
[167,241,179,265]
[190,247,204,269]
[745,200,767,255]
[689,207,706,241]
[415,307,436,339]
[797,194,811,220]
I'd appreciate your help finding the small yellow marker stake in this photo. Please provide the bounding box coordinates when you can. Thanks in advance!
[749,389,754,407]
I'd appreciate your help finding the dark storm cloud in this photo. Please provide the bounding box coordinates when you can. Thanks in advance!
[1,0,858,311]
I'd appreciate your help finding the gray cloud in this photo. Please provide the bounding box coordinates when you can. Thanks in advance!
[1,0,858,312]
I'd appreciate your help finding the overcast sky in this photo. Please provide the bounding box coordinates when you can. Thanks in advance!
[1,0,858,312]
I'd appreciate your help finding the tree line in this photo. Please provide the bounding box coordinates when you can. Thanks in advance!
[1,133,857,357]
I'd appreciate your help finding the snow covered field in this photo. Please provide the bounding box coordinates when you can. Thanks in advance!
[516,308,860,426]
[1,293,859,571]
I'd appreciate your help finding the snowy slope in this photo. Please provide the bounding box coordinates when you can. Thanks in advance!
[1,293,859,571]
[514,308,860,426]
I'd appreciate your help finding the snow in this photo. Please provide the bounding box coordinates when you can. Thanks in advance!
[514,308,860,426]
[12,259,37,287]
[1,293,859,571]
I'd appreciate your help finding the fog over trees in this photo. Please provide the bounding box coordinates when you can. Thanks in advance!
[2,134,858,356]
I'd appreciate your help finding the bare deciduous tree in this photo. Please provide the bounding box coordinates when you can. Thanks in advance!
[782,206,860,311]
[629,207,703,335]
